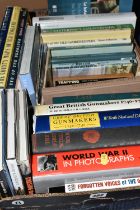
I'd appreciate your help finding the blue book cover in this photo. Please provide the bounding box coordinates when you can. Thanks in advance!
[0,90,15,197]
[35,108,140,133]
[48,0,133,16]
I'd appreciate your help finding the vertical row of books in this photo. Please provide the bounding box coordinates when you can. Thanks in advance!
[0,6,43,198]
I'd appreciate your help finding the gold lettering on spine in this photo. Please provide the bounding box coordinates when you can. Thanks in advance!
[0,6,21,87]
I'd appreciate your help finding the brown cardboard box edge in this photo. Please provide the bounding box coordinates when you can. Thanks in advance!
[0,0,48,23]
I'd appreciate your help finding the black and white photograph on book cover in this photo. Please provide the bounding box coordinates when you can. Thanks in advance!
[37,154,58,172]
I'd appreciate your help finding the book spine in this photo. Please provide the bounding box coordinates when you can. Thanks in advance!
[42,30,131,43]
[48,38,131,48]
[53,63,134,78]
[32,145,140,194]
[6,159,25,195]
[21,173,35,195]
[53,73,134,86]
[65,176,140,193]
[7,10,28,88]
[53,92,140,104]
[0,7,13,61]
[0,170,14,197]
[32,126,140,154]
[52,51,135,64]
[42,24,133,33]
[35,109,140,133]
[0,6,21,88]
[35,99,140,116]
[19,74,36,106]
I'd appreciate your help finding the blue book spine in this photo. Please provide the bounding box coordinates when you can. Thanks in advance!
[48,0,132,15]
[19,74,36,106]
[35,108,140,133]
[119,0,133,12]
[48,0,91,15]
[0,7,13,61]
[7,10,28,88]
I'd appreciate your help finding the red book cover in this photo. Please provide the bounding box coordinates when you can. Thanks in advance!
[32,145,140,177]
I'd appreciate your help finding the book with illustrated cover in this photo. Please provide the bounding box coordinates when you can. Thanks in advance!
[32,145,140,193]
[48,0,133,16]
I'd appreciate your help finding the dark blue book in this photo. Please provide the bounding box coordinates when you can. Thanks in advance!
[7,9,28,88]
[0,7,13,61]
[34,108,140,133]
[48,0,133,16]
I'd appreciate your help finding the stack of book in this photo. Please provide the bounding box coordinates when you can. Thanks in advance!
[32,93,140,194]
[33,12,139,93]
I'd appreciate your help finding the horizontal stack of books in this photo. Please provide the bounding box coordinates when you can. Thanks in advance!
[32,12,140,105]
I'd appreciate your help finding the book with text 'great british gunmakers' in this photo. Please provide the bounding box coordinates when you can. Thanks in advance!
[32,145,140,193]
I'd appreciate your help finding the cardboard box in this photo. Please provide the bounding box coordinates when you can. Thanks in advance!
[0,0,48,23]
[1,188,140,209]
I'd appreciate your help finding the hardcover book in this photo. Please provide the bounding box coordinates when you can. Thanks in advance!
[32,145,140,193]
[32,126,140,154]
[0,90,15,197]
[48,0,133,16]
[34,108,140,133]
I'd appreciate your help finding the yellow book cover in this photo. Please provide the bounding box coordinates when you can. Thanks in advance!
[41,28,132,43]
[0,6,21,88]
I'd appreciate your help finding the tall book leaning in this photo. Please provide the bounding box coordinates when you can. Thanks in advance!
[0,6,21,88]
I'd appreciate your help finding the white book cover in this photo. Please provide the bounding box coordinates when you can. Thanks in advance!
[35,98,140,116]
[33,12,136,29]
